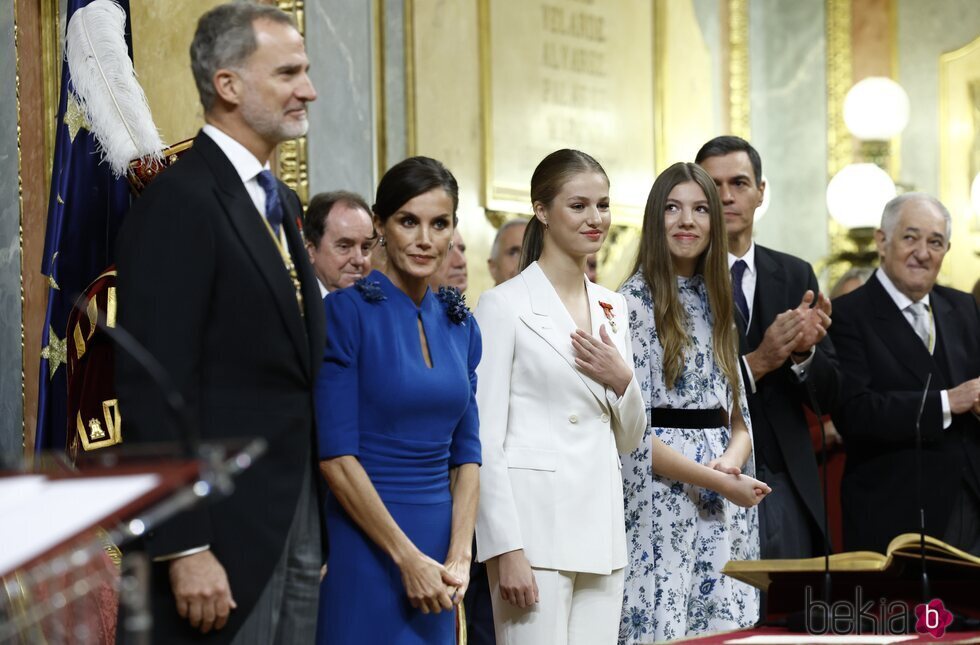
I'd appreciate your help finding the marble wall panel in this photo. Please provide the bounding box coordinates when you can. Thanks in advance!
[898,0,979,197]
[382,0,408,168]
[749,0,829,270]
[0,4,23,469]
[306,0,378,201]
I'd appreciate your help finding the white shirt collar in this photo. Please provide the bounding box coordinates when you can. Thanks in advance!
[202,124,269,184]
[318,278,329,299]
[874,268,930,311]
[728,242,756,275]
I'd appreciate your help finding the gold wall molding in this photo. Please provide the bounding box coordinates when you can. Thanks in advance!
[404,0,416,156]
[938,34,980,287]
[728,0,750,140]
[41,0,59,188]
[373,0,386,176]
[826,0,852,178]
[653,1,666,171]
[825,0,855,287]
[276,0,310,205]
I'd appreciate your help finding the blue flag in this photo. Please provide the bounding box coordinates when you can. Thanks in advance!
[36,0,133,454]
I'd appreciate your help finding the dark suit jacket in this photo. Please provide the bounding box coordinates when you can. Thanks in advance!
[739,245,838,555]
[115,131,326,643]
[830,274,980,554]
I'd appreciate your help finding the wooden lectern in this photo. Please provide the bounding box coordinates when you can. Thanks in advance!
[723,534,980,628]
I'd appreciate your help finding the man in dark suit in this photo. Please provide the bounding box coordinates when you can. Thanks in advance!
[115,4,324,643]
[697,136,838,559]
[830,193,980,554]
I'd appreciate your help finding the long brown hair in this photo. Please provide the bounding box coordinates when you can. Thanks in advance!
[633,162,740,409]
[520,149,608,270]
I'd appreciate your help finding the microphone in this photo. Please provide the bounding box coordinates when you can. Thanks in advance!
[914,372,932,603]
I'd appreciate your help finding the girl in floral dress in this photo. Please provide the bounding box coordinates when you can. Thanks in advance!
[618,163,769,644]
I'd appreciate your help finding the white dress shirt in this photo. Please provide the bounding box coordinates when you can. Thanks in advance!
[202,124,270,217]
[874,269,952,428]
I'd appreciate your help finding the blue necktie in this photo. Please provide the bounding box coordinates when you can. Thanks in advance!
[731,259,750,325]
[256,170,284,236]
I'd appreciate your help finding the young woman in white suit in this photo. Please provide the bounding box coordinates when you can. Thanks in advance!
[475,150,646,645]
[475,150,770,645]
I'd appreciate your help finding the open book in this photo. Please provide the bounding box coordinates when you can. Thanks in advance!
[723,534,980,590]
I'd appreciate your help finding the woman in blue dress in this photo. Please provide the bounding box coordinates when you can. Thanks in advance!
[619,163,769,643]
[315,156,481,644]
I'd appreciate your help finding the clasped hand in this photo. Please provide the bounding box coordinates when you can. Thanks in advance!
[399,549,464,614]
[571,326,633,397]
[706,457,772,508]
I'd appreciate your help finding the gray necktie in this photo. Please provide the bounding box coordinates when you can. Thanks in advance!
[906,301,932,353]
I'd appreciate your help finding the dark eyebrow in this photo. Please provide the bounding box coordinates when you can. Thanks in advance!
[275,62,306,75]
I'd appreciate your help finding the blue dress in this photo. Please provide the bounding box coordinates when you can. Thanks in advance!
[315,271,482,644]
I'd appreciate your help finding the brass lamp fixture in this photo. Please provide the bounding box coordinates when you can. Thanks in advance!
[826,77,911,267]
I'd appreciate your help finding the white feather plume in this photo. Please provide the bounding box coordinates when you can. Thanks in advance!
[66,0,164,176]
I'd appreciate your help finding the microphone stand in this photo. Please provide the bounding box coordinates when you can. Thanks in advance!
[803,375,833,606]
[914,373,932,604]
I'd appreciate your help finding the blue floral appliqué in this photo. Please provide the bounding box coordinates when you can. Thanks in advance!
[436,286,470,325]
[354,278,386,303]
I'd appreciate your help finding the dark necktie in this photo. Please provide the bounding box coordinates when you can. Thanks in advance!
[731,259,750,325]
[256,169,284,236]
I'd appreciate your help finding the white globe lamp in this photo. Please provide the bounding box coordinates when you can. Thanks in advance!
[826,163,897,229]
[843,77,911,141]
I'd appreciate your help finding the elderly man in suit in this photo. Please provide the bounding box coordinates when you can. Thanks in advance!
[830,193,980,554]
[115,4,325,643]
[696,136,838,559]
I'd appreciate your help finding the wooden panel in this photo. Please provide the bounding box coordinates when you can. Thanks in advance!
[16,0,50,456]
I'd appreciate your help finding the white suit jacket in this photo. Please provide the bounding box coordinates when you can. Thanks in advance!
[474,262,645,575]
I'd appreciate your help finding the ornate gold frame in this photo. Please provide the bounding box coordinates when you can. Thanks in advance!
[478,0,659,221]
[728,0,750,140]
[275,1,310,204]
[939,34,980,284]
[404,0,416,156]
[824,0,855,286]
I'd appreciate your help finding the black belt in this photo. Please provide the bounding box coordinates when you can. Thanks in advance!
[650,407,726,429]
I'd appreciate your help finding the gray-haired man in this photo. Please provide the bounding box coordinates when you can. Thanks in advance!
[116,4,325,643]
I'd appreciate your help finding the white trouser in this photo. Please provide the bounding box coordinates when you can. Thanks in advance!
[486,559,625,645]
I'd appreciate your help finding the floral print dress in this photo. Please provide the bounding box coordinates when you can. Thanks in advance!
[617,272,759,644]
